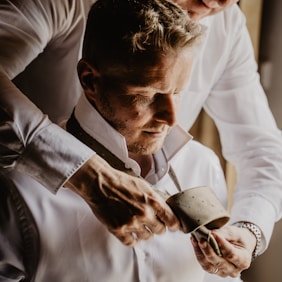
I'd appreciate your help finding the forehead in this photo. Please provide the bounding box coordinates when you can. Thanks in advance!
[102,49,193,90]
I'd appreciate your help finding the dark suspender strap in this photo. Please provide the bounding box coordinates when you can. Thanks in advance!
[66,112,137,177]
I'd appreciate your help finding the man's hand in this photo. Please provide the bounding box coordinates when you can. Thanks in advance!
[190,225,257,277]
[66,154,180,246]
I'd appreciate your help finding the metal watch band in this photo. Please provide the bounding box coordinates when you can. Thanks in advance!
[233,222,262,261]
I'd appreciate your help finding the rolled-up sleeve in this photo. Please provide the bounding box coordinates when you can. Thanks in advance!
[0,73,94,193]
[0,0,94,192]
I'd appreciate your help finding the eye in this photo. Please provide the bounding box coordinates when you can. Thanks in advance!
[126,94,153,105]
[135,94,153,103]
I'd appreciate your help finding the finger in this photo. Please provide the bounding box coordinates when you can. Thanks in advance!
[212,231,251,270]
[114,231,139,247]
[129,211,166,240]
[109,218,142,247]
[118,226,154,246]
[191,236,231,277]
[142,219,166,235]
[198,236,248,278]
[197,240,240,276]
[192,230,249,278]
[190,235,205,260]
[210,264,242,278]
[149,192,180,232]
[125,204,167,236]
[111,219,156,246]
[134,224,154,241]
[139,205,167,234]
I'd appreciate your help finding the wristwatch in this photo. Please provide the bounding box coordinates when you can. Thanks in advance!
[233,221,262,261]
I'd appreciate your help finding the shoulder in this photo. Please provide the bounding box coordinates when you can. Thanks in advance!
[0,0,92,34]
[185,139,219,160]
[173,139,223,175]
[199,4,246,44]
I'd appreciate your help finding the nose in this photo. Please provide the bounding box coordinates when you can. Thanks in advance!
[153,94,177,126]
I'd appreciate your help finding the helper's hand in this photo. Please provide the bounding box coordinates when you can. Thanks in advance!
[190,225,257,277]
[66,154,180,246]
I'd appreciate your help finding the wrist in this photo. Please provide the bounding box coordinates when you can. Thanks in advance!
[233,221,262,261]
[66,155,104,193]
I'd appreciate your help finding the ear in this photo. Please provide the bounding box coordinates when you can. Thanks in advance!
[77,59,101,96]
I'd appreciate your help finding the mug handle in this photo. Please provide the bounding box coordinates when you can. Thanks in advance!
[191,226,222,257]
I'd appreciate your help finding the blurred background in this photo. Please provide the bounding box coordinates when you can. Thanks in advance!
[190,0,282,281]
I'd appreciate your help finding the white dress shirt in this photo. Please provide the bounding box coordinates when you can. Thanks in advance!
[0,0,281,255]
[178,5,282,249]
[6,93,241,282]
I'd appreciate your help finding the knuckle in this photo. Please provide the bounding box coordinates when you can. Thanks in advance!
[154,223,166,234]
[230,271,241,278]
[219,272,228,278]
[225,250,239,261]
[239,259,251,270]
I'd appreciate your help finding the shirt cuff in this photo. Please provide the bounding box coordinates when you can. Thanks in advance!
[16,123,94,193]
[229,195,277,254]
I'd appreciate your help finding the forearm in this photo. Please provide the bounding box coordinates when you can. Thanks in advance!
[0,72,94,192]
[220,120,282,250]
[16,123,94,192]
[205,50,282,252]
[229,189,278,253]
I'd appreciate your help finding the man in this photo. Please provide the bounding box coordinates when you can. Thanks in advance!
[0,0,281,274]
[0,0,178,247]
[0,0,235,280]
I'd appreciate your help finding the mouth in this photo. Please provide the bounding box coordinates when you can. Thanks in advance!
[143,128,168,138]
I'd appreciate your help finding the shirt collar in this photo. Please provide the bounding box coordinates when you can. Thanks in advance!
[74,93,192,180]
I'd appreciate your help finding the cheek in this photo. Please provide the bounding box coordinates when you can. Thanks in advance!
[116,109,139,123]
[126,104,151,120]
[115,107,146,128]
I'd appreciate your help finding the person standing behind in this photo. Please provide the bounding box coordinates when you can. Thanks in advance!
[173,0,282,274]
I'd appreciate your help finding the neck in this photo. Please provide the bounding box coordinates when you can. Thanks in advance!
[129,153,153,178]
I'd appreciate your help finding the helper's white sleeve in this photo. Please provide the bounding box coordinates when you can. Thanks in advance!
[204,6,282,252]
[0,73,94,193]
[0,0,94,192]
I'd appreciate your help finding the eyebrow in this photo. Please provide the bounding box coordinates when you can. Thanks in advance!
[125,85,178,95]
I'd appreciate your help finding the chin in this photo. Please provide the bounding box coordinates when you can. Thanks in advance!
[143,143,164,155]
[128,141,164,155]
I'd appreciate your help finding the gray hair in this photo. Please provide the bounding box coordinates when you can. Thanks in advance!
[82,0,204,72]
